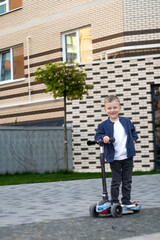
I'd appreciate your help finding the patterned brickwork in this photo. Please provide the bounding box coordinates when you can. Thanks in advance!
[123,0,160,32]
[123,0,160,48]
[0,0,124,126]
[0,0,124,62]
[0,0,160,171]
[0,99,64,125]
[67,56,160,172]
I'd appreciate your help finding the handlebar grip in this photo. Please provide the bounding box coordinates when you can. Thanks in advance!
[87,140,97,146]
[109,137,115,143]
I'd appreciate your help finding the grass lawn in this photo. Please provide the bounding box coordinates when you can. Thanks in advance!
[0,170,159,186]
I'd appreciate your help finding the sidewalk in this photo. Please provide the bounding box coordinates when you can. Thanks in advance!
[119,233,160,240]
[0,174,160,239]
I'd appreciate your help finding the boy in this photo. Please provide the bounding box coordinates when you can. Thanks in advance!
[95,95,138,207]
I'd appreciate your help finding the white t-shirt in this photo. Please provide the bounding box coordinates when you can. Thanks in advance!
[113,119,128,160]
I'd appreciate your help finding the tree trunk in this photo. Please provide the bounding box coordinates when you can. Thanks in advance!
[64,95,68,170]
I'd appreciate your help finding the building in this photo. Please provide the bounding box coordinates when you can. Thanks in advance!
[0,0,160,172]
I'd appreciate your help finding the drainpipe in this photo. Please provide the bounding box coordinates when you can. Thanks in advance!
[27,36,31,102]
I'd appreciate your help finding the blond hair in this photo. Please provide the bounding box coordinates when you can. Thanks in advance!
[104,95,120,105]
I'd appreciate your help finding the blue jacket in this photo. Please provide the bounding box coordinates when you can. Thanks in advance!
[94,117,138,163]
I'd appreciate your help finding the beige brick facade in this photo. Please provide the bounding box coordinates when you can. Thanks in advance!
[67,56,160,172]
[0,0,160,171]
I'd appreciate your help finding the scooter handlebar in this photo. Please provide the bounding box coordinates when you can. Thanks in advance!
[109,137,115,143]
[87,140,97,146]
[87,138,115,146]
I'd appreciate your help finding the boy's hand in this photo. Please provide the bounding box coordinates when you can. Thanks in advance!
[103,136,110,143]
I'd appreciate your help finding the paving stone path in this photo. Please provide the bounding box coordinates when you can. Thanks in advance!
[0,174,160,239]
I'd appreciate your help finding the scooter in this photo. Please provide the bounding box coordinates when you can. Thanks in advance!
[87,138,141,218]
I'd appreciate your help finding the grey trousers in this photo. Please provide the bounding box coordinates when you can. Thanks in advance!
[110,157,133,204]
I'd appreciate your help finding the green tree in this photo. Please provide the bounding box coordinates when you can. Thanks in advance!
[34,62,94,170]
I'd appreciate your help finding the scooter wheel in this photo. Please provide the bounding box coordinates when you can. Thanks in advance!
[111,203,122,218]
[89,203,99,217]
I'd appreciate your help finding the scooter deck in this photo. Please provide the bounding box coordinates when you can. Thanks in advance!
[95,201,141,215]
[122,202,141,213]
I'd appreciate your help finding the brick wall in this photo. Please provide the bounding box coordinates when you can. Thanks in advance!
[0,99,64,125]
[123,0,160,43]
[0,0,160,171]
[67,55,160,172]
[0,0,124,125]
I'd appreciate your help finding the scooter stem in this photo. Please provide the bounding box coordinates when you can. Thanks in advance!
[100,144,108,201]
[87,138,115,202]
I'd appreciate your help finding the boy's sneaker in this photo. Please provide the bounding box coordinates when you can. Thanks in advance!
[122,202,136,208]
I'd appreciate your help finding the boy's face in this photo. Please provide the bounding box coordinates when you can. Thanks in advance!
[104,100,121,122]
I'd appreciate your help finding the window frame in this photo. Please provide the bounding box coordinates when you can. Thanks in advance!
[62,26,93,64]
[0,0,22,16]
[0,0,9,14]
[0,46,25,85]
[62,29,81,63]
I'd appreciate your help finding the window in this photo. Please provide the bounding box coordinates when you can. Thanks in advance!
[0,50,11,81]
[0,45,24,83]
[0,0,8,14]
[0,0,22,15]
[62,26,93,63]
